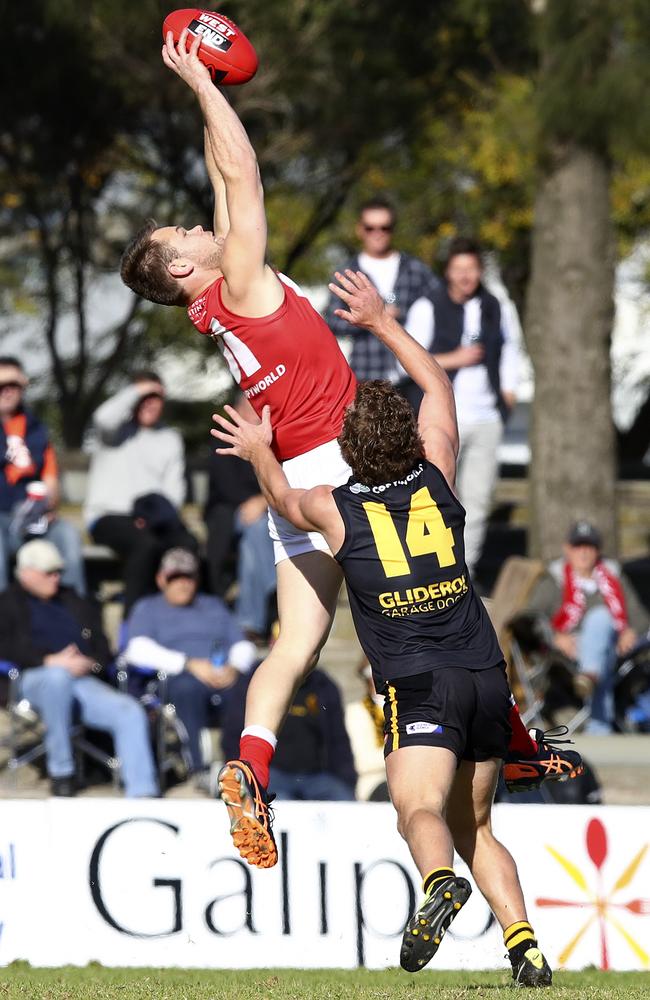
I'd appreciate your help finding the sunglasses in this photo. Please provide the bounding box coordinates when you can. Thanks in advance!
[0,381,25,391]
[362,224,393,233]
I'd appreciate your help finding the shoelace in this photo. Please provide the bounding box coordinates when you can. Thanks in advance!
[265,791,276,828]
[534,725,575,749]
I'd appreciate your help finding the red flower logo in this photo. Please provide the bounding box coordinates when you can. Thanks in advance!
[536,817,649,969]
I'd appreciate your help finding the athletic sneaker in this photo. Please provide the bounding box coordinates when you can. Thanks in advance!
[400,875,472,972]
[511,946,553,987]
[503,726,584,793]
[217,759,278,869]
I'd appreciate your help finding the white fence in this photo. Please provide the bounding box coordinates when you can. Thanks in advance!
[0,801,648,971]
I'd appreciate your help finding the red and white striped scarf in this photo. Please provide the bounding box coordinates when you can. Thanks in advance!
[552,560,628,634]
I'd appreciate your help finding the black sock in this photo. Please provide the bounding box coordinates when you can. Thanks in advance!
[504,920,537,967]
[422,866,455,896]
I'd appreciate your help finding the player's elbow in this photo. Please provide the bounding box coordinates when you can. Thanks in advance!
[220,148,261,186]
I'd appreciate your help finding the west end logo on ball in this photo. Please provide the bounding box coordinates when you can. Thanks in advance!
[189,19,233,53]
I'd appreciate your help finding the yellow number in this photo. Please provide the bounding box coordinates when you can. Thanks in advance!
[361,502,410,578]
[405,487,456,567]
[362,487,456,578]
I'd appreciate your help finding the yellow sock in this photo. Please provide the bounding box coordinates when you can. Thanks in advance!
[422,866,454,895]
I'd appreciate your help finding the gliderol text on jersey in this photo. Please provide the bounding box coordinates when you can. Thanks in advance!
[378,573,468,616]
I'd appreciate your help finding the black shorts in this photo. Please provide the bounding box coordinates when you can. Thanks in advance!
[382,664,511,762]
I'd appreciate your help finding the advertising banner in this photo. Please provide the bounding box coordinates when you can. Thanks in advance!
[0,801,648,971]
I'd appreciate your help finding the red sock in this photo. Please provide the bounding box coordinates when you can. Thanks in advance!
[239,735,275,790]
[508,703,538,755]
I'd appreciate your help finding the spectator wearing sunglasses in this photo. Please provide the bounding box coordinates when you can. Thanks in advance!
[324,198,440,401]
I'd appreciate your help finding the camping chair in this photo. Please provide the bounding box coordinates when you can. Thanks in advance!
[484,556,546,726]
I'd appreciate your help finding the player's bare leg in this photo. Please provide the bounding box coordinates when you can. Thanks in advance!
[218,550,342,868]
[386,746,457,871]
[386,746,472,972]
[447,758,552,986]
[245,551,342,734]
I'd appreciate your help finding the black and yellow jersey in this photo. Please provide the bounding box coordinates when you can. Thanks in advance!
[332,461,503,685]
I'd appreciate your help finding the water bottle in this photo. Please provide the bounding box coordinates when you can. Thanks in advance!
[10,481,50,539]
[210,645,226,670]
[209,645,226,709]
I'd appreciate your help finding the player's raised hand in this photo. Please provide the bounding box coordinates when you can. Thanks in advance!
[329,270,387,332]
[211,403,273,461]
[162,29,212,92]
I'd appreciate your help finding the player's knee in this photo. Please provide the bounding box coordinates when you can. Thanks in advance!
[265,640,320,675]
[394,799,444,840]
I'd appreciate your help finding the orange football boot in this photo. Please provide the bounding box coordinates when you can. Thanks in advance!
[503,727,584,793]
[217,759,278,868]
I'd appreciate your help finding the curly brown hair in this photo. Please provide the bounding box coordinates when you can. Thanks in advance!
[338,381,424,485]
[120,219,186,306]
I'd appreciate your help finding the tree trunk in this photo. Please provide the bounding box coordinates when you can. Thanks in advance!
[524,144,617,560]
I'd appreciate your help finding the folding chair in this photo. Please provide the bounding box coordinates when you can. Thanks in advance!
[0,660,121,791]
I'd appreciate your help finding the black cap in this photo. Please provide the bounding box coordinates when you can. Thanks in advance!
[567,520,602,548]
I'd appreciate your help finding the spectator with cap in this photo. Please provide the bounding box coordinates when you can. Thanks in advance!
[323,197,439,400]
[0,356,85,595]
[0,538,158,797]
[524,520,649,732]
[124,547,257,786]
[84,370,197,612]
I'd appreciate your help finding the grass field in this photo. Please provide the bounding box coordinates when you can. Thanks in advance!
[1,966,648,1000]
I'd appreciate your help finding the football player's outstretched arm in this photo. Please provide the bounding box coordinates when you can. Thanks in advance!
[210,405,345,550]
[162,30,282,312]
[204,127,229,240]
[329,270,459,487]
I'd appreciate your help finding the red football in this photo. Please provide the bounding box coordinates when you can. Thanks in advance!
[162,9,258,85]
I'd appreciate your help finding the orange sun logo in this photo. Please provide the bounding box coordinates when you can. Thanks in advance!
[537,817,649,969]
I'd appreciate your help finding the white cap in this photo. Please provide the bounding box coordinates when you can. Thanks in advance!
[16,539,64,573]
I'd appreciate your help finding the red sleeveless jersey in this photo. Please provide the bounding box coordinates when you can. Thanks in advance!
[188,273,357,461]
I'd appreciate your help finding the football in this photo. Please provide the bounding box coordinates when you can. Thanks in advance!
[162,9,258,85]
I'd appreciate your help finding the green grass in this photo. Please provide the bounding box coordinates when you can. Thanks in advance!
[0,966,648,1000]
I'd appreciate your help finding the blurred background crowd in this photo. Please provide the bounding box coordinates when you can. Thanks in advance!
[1,1,650,804]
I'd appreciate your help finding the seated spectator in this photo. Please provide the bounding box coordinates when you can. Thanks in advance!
[222,647,357,801]
[524,521,649,732]
[124,547,257,786]
[0,539,158,797]
[205,393,276,640]
[84,370,197,612]
[0,356,85,595]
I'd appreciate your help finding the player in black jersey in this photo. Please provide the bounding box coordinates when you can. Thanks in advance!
[213,271,555,985]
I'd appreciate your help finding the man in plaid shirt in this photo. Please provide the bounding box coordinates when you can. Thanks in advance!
[324,198,440,402]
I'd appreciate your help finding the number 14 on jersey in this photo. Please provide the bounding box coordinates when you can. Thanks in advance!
[362,486,456,579]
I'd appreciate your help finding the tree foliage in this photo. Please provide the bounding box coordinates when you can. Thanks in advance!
[1,0,650,484]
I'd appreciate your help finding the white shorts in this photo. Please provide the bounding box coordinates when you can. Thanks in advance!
[268,438,351,564]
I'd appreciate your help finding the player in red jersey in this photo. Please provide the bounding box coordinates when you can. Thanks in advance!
[120,33,580,867]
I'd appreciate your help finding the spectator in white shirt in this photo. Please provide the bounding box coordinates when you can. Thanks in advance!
[410,238,519,574]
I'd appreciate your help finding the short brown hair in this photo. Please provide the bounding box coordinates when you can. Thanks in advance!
[358,196,397,227]
[338,381,424,486]
[120,220,186,306]
[445,236,482,269]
